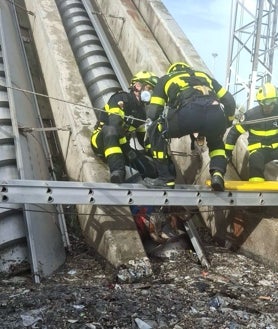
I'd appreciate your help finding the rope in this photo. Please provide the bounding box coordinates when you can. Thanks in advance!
[19,126,71,133]
[6,85,146,125]
[8,83,278,155]
[234,115,278,125]
[7,85,278,131]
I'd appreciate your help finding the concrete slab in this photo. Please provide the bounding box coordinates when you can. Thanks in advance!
[227,209,278,270]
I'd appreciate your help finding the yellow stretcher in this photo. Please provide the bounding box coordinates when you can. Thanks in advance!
[206,180,278,191]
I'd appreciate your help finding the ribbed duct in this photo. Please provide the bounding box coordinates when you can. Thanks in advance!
[0,43,29,272]
[0,1,66,282]
[56,0,121,110]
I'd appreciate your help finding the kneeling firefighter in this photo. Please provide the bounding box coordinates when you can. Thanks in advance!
[91,71,159,183]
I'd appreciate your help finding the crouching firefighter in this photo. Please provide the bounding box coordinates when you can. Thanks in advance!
[91,71,159,183]
[225,82,278,182]
[143,62,236,191]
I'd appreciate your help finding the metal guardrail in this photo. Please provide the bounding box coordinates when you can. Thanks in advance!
[0,180,277,207]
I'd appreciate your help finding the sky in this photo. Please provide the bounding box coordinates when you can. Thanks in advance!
[162,0,232,85]
[161,0,278,107]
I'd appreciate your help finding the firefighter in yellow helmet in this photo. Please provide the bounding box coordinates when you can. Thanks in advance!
[143,62,236,191]
[91,71,159,183]
[225,82,278,182]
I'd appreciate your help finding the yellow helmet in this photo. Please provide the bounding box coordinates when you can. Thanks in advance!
[167,62,191,74]
[131,71,158,87]
[256,83,278,105]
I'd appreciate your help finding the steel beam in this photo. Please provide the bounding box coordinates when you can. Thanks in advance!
[0,180,277,207]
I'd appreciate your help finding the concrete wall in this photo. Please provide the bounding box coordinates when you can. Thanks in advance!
[24,0,148,268]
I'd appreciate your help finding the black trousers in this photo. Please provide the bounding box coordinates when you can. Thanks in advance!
[148,96,227,177]
[249,148,278,180]
[91,125,157,178]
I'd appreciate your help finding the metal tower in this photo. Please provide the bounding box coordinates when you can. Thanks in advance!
[226,0,278,110]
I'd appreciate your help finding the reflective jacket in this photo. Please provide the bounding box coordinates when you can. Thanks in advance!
[225,105,278,153]
[94,90,146,147]
[147,69,236,124]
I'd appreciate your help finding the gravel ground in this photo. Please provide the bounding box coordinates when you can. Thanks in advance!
[0,223,277,329]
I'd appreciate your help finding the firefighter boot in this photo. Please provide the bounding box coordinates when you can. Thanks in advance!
[211,171,224,191]
[107,153,126,183]
[110,169,126,183]
[127,149,158,179]
[143,160,175,189]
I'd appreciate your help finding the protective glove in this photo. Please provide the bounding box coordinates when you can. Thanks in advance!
[145,118,153,131]
[125,115,135,125]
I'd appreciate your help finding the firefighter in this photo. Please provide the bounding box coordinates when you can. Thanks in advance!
[143,62,236,191]
[91,71,159,183]
[225,82,278,182]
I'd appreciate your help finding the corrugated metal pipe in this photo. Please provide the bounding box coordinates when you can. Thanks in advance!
[56,0,121,111]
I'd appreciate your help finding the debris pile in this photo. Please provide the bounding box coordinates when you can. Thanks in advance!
[0,226,277,329]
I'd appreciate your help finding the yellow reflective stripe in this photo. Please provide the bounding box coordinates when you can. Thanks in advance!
[249,177,265,182]
[249,128,278,136]
[91,130,100,148]
[92,125,102,132]
[158,123,163,132]
[228,115,235,121]
[235,124,246,134]
[248,142,278,151]
[119,136,127,144]
[145,143,151,149]
[157,152,165,159]
[104,146,122,157]
[106,106,125,119]
[128,126,136,132]
[213,171,223,178]
[165,73,190,94]
[137,124,146,132]
[248,143,261,151]
[151,96,165,106]
[225,144,234,151]
[153,151,167,159]
[164,72,213,97]
[209,149,226,157]
[216,86,226,98]
[195,72,213,86]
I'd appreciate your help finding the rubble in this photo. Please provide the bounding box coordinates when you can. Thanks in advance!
[0,223,277,329]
